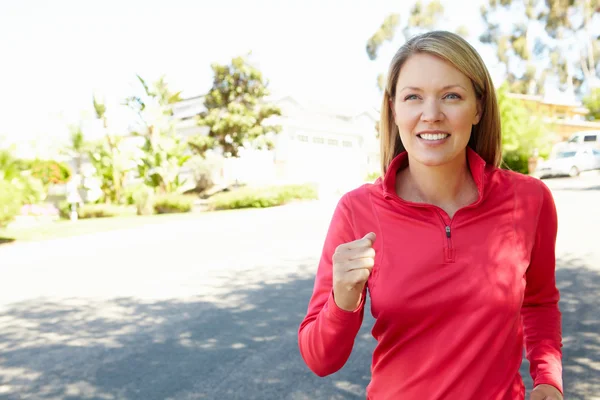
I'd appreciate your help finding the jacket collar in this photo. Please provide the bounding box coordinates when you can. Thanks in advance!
[381,147,487,200]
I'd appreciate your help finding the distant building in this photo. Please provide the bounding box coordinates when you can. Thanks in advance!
[506,92,600,142]
[172,95,381,194]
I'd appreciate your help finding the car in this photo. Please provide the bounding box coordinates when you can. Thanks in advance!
[535,148,600,179]
[551,130,600,155]
[565,130,600,148]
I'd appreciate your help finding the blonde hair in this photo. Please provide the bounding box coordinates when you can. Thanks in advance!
[380,30,501,175]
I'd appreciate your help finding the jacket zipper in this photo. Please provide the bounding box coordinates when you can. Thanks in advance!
[436,212,455,263]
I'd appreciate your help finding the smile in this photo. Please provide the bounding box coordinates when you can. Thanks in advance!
[418,133,450,141]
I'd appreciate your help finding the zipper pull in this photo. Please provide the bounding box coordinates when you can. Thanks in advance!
[445,226,451,238]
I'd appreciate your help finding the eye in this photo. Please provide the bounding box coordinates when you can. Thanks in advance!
[444,93,462,100]
[404,94,420,101]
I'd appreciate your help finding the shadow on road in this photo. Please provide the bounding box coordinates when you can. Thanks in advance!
[0,256,598,399]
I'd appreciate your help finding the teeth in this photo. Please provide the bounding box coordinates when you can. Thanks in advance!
[419,133,449,141]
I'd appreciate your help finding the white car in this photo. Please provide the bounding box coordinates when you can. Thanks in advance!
[535,148,600,178]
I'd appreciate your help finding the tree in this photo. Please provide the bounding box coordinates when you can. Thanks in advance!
[125,75,190,194]
[88,136,136,204]
[366,0,468,91]
[0,150,46,226]
[583,87,600,120]
[90,96,132,203]
[480,0,600,95]
[65,124,87,177]
[496,84,549,173]
[190,54,282,158]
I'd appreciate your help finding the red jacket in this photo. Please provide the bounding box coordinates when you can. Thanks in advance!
[298,148,563,399]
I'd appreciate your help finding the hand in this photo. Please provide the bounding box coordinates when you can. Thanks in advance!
[332,232,376,311]
[530,384,563,400]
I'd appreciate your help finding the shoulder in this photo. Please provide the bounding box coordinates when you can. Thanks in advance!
[338,179,381,203]
[334,180,382,220]
[488,168,555,217]
[488,167,552,201]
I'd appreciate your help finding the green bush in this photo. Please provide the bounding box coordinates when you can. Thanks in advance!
[13,174,46,205]
[153,193,195,214]
[365,171,381,182]
[58,201,73,219]
[209,184,318,210]
[124,183,155,215]
[133,187,155,216]
[79,204,131,219]
[0,180,23,227]
[27,159,72,186]
[58,202,131,219]
[277,184,319,201]
[501,151,530,175]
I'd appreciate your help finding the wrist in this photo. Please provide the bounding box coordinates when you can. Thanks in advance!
[332,287,362,312]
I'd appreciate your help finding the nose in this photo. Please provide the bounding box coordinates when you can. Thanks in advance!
[420,99,443,123]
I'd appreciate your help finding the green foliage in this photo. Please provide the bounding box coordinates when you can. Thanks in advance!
[135,133,190,194]
[0,180,23,227]
[93,95,107,122]
[153,193,195,214]
[366,13,401,60]
[365,0,445,91]
[125,75,189,194]
[124,183,155,215]
[0,151,47,226]
[497,84,548,174]
[407,0,444,32]
[209,184,318,210]
[58,201,132,219]
[12,174,46,205]
[365,171,381,182]
[27,159,72,186]
[195,55,282,158]
[184,155,217,194]
[480,0,599,95]
[57,201,72,219]
[0,149,24,181]
[78,204,132,219]
[583,87,600,120]
[88,136,137,204]
[501,151,530,174]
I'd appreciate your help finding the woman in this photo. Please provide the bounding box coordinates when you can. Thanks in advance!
[298,31,563,400]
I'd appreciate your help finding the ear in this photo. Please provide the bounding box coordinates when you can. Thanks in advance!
[473,100,482,125]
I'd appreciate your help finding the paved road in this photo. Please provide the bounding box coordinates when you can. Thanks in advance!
[0,175,599,399]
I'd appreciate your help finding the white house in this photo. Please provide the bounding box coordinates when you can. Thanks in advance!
[172,95,381,195]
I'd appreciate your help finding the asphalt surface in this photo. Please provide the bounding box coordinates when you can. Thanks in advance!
[0,174,599,400]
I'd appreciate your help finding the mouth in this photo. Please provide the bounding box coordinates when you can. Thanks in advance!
[417,131,450,142]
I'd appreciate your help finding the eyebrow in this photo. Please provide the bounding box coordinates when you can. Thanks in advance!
[399,84,467,92]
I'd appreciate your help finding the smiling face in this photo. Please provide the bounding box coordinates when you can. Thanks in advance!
[391,53,482,168]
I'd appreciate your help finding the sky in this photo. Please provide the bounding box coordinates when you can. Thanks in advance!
[0,0,491,157]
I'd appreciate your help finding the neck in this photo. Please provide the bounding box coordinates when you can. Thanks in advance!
[403,151,473,206]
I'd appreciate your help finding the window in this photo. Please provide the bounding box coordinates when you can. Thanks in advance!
[584,135,597,142]
[557,151,576,159]
[297,135,309,142]
[342,140,353,148]
[313,137,324,144]
[593,149,600,156]
[327,139,339,146]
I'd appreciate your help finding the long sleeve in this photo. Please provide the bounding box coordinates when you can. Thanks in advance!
[298,194,365,377]
[521,182,563,394]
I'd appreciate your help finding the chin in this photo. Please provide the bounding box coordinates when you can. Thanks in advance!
[411,152,453,166]
[410,149,464,168]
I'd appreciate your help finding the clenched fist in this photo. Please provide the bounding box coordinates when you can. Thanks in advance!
[332,232,376,312]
